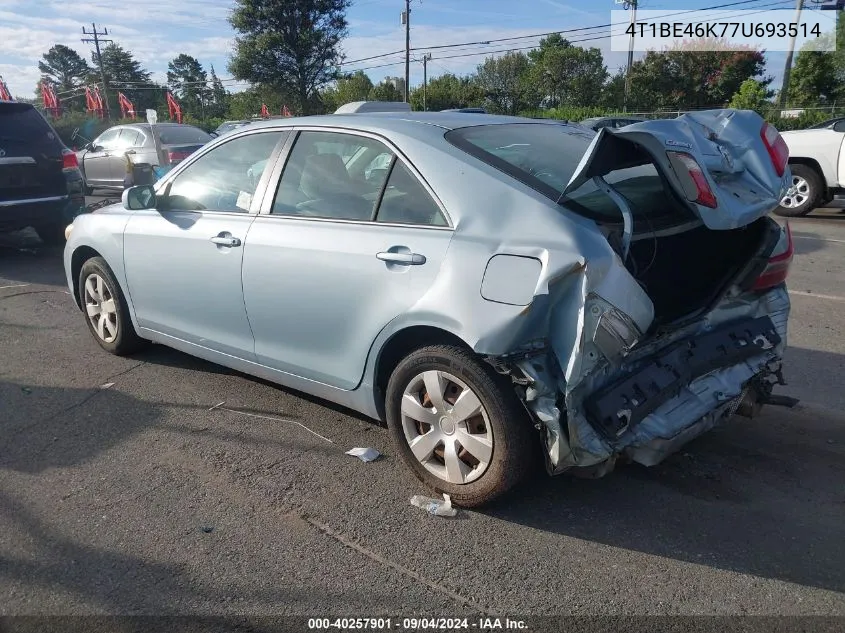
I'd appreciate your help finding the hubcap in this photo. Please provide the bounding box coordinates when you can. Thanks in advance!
[400,370,493,485]
[780,175,810,208]
[84,273,118,343]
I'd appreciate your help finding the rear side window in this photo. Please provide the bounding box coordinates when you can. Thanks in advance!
[0,104,63,153]
[376,161,446,226]
[446,123,688,224]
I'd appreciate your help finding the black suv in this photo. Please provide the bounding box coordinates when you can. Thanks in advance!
[0,101,85,244]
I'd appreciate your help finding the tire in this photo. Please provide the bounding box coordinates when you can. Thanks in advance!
[34,222,67,246]
[385,344,538,507]
[775,164,822,217]
[78,256,146,356]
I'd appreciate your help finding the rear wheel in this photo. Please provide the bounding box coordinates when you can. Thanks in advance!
[78,257,146,355]
[776,164,822,217]
[385,345,537,507]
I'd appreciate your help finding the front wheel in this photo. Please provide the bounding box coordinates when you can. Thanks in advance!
[78,257,146,355]
[775,164,822,217]
[385,345,537,507]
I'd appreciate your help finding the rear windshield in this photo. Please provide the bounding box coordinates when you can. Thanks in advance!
[0,103,63,153]
[158,125,212,145]
[445,123,688,224]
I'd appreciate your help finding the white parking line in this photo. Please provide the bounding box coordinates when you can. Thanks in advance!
[789,290,845,303]
[792,234,845,244]
[0,283,30,290]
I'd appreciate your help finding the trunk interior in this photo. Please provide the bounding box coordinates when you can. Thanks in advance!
[627,219,770,326]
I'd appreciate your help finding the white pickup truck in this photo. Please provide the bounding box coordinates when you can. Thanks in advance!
[778,117,845,216]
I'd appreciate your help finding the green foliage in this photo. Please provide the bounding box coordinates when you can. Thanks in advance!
[207,65,230,119]
[409,73,482,112]
[766,109,840,132]
[38,44,91,112]
[229,0,351,114]
[369,79,403,103]
[97,42,157,114]
[50,113,112,148]
[321,70,374,112]
[475,52,533,115]
[729,78,772,114]
[167,54,209,117]
[526,35,607,108]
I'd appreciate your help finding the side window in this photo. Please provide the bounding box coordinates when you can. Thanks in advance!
[119,129,142,147]
[375,161,446,226]
[94,128,120,149]
[165,132,284,212]
[271,131,392,221]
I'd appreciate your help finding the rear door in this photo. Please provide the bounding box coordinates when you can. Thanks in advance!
[242,129,454,390]
[563,109,790,230]
[0,103,66,204]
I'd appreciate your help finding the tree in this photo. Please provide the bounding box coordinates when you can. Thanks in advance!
[207,65,229,118]
[369,79,402,102]
[321,70,373,111]
[38,45,91,111]
[229,0,351,115]
[474,52,532,115]
[167,54,209,116]
[96,42,156,114]
[729,78,771,113]
[623,41,769,111]
[409,73,482,111]
[527,35,607,108]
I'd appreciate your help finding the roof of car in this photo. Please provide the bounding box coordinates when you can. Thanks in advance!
[240,112,577,138]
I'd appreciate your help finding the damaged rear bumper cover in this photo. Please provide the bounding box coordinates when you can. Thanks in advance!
[512,287,790,475]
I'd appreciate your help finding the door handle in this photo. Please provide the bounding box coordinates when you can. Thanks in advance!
[210,235,242,247]
[376,251,426,265]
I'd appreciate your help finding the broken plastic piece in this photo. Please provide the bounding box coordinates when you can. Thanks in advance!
[410,493,458,517]
[99,382,114,390]
[345,447,380,462]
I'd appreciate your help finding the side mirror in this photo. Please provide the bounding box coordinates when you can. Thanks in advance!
[833,120,845,133]
[122,184,157,210]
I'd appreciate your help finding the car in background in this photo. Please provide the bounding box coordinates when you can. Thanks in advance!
[778,117,845,216]
[0,101,85,244]
[65,109,793,506]
[580,116,646,131]
[75,123,212,193]
[806,116,845,130]
[210,120,254,137]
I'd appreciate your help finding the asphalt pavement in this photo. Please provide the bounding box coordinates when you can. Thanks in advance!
[0,203,844,619]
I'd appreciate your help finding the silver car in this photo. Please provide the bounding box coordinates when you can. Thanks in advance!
[75,122,212,193]
[63,110,794,506]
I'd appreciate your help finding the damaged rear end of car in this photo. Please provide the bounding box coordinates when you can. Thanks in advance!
[467,109,795,476]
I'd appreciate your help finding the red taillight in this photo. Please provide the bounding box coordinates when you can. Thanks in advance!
[167,150,190,163]
[62,149,79,170]
[667,151,717,208]
[753,223,793,291]
[761,122,788,177]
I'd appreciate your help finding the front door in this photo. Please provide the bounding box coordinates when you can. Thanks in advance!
[242,130,454,390]
[82,127,121,186]
[122,130,287,359]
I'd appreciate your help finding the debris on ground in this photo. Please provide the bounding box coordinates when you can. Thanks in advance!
[200,526,214,533]
[345,447,380,462]
[410,493,458,517]
[99,382,115,390]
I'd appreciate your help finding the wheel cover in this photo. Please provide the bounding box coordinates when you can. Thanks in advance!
[780,175,810,208]
[84,273,119,343]
[400,370,493,485]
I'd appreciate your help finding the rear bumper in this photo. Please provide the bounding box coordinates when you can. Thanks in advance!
[0,173,85,232]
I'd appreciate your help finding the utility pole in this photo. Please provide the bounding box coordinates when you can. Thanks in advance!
[422,53,431,111]
[620,0,638,113]
[82,23,113,119]
[402,0,411,102]
[777,0,805,113]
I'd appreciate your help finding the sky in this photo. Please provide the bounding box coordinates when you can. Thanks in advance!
[0,0,818,102]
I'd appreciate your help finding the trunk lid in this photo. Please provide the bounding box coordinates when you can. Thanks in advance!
[562,109,790,231]
[0,103,67,201]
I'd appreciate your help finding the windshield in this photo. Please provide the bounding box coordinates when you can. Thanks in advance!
[0,103,63,154]
[446,122,691,224]
[158,125,212,145]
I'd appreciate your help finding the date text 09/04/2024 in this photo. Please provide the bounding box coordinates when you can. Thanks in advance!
[307,618,529,630]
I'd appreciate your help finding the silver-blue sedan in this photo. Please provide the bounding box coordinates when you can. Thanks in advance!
[64,109,794,506]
